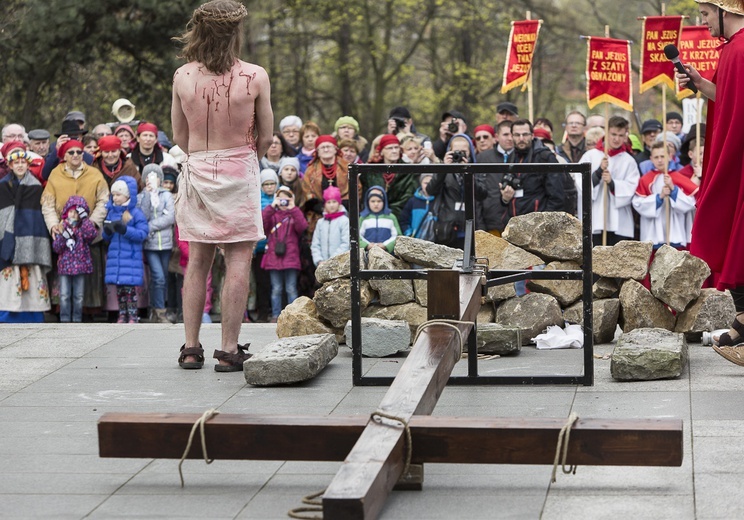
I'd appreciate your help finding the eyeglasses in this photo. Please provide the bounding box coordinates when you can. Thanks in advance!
[282,129,299,135]
[4,134,24,140]
[565,121,584,127]
[317,145,336,152]
[474,135,492,141]
[66,150,84,156]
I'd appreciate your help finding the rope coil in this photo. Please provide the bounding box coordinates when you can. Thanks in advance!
[413,319,475,363]
[550,412,579,483]
[178,408,220,487]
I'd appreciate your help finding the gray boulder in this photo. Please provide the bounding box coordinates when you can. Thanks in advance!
[484,282,517,303]
[315,250,351,284]
[526,261,583,307]
[478,302,495,324]
[474,230,543,269]
[413,279,428,306]
[394,236,463,269]
[649,245,712,312]
[276,297,336,338]
[610,328,688,381]
[502,212,583,262]
[563,298,620,344]
[593,241,653,280]
[494,293,564,345]
[314,278,375,328]
[476,324,521,355]
[363,302,429,338]
[343,317,411,357]
[244,334,338,386]
[366,247,415,305]
[675,288,736,334]
[593,277,620,299]
[619,280,675,332]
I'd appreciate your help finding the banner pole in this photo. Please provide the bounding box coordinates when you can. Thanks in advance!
[663,83,671,245]
[527,11,534,123]
[602,25,610,246]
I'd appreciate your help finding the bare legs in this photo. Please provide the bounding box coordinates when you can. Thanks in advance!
[183,242,216,351]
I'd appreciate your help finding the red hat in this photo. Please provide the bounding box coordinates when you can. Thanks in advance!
[314,135,338,149]
[533,128,553,142]
[376,134,400,153]
[137,122,158,135]
[474,124,495,137]
[98,135,122,152]
[57,139,84,160]
[1,140,26,160]
[115,124,135,139]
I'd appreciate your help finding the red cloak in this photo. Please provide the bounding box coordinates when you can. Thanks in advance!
[689,28,744,290]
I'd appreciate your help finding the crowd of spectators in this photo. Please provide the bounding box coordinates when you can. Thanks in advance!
[0,103,703,323]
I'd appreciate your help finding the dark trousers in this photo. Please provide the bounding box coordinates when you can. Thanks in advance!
[252,252,271,320]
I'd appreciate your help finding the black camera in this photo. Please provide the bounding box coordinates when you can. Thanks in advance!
[502,173,522,191]
[447,118,459,134]
[451,150,467,163]
[392,117,407,133]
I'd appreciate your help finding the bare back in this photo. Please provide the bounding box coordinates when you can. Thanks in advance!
[172,59,273,156]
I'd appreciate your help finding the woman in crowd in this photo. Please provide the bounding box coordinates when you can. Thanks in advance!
[114,124,136,153]
[362,134,418,219]
[92,135,142,190]
[302,135,352,232]
[296,121,321,174]
[260,131,296,173]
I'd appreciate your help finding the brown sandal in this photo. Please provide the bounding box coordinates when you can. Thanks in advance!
[716,315,744,347]
[213,343,252,372]
[713,344,744,366]
[178,344,205,369]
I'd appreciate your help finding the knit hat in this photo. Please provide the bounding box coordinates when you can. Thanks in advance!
[111,179,129,196]
[655,131,682,152]
[334,116,360,133]
[419,173,434,185]
[6,150,31,165]
[162,166,178,184]
[376,134,400,153]
[1,140,26,160]
[279,115,303,131]
[260,169,279,185]
[137,122,158,135]
[473,124,495,136]
[315,135,338,149]
[57,140,84,160]
[143,163,164,183]
[115,124,135,139]
[278,156,300,174]
[98,135,122,152]
[323,185,342,204]
[666,112,683,123]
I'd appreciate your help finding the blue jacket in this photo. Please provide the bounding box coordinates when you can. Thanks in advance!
[398,187,434,237]
[254,190,275,254]
[359,186,401,253]
[103,175,148,286]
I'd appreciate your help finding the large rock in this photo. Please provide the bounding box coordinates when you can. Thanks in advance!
[394,236,463,269]
[244,334,338,386]
[593,277,620,299]
[413,279,428,306]
[593,241,653,280]
[366,247,415,305]
[485,282,517,303]
[494,293,564,345]
[478,302,495,324]
[276,297,336,338]
[619,280,675,332]
[363,302,428,338]
[502,212,582,262]
[526,261,583,307]
[649,245,712,312]
[474,230,543,269]
[675,288,736,334]
[476,324,521,355]
[563,298,620,344]
[343,317,411,357]
[610,328,688,381]
[315,250,360,284]
[314,278,375,328]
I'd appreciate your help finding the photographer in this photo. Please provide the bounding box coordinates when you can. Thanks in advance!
[499,119,564,226]
[386,106,431,147]
[431,110,468,161]
[428,134,487,248]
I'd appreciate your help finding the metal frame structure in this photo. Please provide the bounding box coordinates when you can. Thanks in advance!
[348,161,594,386]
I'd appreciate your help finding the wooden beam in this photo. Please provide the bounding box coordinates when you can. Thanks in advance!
[99,413,683,467]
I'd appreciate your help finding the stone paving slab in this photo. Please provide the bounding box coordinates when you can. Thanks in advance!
[0,322,742,519]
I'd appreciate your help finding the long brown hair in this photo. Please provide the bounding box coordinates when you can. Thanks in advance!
[173,0,247,75]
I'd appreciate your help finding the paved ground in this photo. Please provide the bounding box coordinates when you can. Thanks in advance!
[0,322,743,519]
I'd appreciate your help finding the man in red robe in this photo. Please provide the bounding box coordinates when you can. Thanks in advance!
[678,0,744,360]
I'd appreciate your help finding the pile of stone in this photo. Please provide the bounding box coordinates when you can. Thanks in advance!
[276,212,735,356]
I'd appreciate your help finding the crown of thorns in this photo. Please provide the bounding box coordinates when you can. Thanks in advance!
[193,3,247,23]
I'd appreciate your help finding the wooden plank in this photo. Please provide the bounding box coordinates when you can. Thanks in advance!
[322,273,484,520]
[427,270,461,319]
[98,413,683,467]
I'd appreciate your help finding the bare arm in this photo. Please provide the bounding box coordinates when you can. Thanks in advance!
[254,67,274,159]
[171,70,190,153]
[677,64,716,101]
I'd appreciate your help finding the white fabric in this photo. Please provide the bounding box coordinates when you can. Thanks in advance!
[533,324,584,350]
[632,174,696,245]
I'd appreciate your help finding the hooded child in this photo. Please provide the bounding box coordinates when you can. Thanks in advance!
[311,185,350,266]
[359,185,401,253]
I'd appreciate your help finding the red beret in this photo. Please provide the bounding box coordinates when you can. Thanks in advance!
[314,135,338,149]
[474,124,495,137]
[1,140,26,159]
[376,134,400,153]
[57,140,84,160]
[533,128,553,142]
[137,122,158,135]
[98,135,122,152]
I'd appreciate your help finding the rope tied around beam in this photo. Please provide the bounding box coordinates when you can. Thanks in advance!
[371,411,413,475]
[551,412,579,483]
[178,408,220,487]
[413,319,475,364]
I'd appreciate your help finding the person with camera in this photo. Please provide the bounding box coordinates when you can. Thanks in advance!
[261,186,307,322]
[431,110,468,161]
[386,106,431,145]
[499,119,565,226]
[427,134,487,248]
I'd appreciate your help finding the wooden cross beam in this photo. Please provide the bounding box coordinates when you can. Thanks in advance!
[98,270,683,520]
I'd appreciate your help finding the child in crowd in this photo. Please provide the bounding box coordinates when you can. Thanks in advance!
[250,169,279,322]
[398,173,435,238]
[278,157,305,208]
[261,186,308,322]
[311,186,350,266]
[359,185,401,253]
[52,196,97,322]
[161,165,178,192]
[102,176,149,323]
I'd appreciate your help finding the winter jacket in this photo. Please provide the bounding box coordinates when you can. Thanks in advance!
[311,209,350,265]
[102,176,148,286]
[260,204,308,271]
[41,163,109,234]
[137,188,175,251]
[359,186,401,253]
[52,196,98,275]
[359,166,418,220]
[398,188,435,237]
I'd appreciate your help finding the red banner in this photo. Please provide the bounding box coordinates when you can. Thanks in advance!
[501,20,542,94]
[586,37,633,111]
[676,25,722,99]
[640,16,684,93]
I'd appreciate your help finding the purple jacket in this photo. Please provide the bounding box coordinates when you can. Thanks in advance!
[260,204,307,271]
[52,196,98,275]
